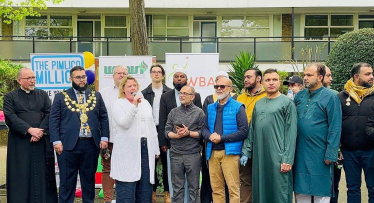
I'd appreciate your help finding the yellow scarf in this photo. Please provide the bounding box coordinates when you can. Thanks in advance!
[344,79,374,104]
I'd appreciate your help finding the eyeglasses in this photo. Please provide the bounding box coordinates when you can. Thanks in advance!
[20,76,37,81]
[179,92,193,96]
[151,71,162,75]
[214,85,232,89]
[72,76,87,80]
[114,72,128,76]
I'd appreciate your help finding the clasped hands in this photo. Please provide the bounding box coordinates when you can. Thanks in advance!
[209,132,221,144]
[174,124,190,139]
[28,127,44,142]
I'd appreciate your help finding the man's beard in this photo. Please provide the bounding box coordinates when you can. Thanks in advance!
[173,82,187,91]
[217,91,230,100]
[72,81,88,92]
[359,79,373,88]
[305,80,318,89]
[245,82,256,92]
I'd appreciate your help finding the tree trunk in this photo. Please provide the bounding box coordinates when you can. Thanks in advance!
[129,0,149,55]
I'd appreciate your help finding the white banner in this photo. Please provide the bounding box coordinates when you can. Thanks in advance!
[30,53,84,100]
[165,53,219,102]
[98,56,153,91]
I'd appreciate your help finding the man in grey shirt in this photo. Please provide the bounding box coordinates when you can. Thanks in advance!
[165,85,205,203]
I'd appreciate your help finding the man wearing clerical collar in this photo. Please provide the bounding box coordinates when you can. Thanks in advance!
[50,66,109,203]
[4,67,58,203]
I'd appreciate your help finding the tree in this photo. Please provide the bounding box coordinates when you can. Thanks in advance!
[228,51,258,94]
[1,0,63,23]
[129,0,149,55]
[0,59,23,110]
[326,28,374,91]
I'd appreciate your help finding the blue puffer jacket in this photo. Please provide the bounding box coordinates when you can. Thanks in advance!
[206,96,243,160]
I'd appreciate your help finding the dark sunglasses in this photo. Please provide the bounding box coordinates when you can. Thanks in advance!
[214,85,232,89]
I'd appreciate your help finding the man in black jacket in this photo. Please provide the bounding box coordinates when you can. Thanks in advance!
[339,62,374,203]
[141,64,172,203]
[159,68,202,201]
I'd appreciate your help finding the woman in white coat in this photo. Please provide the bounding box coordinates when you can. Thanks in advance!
[110,75,160,203]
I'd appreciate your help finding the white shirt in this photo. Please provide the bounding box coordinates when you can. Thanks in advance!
[100,85,119,143]
[110,98,160,183]
[152,86,163,126]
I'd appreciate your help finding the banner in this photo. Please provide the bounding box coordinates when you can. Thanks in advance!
[98,56,153,91]
[165,53,219,102]
[30,53,84,100]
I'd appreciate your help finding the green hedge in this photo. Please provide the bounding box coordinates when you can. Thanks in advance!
[326,28,374,91]
[0,59,24,110]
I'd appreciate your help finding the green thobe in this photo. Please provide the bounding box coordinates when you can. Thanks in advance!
[242,94,297,203]
[293,87,342,197]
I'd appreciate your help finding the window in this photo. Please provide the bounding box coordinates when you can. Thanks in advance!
[24,15,73,40]
[358,15,374,29]
[152,15,189,40]
[221,16,270,39]
[104,16,127,40]
[304,15,354,40]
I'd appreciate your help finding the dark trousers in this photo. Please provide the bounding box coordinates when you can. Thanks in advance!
[153,149,169,192]
[342,149,374,203]
[170,152,201,203]
[57,138,99,203]
[116,138,152,203]
[330,165,342,203]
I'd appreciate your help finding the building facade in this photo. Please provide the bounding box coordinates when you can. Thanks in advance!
[1,0,374,69]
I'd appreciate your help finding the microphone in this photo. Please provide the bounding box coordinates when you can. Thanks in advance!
[132,92,141,103]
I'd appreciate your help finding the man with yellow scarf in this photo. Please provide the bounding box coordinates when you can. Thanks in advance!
[338,62,374,203]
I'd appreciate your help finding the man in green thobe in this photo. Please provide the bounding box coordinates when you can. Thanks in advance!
[241,69,297,203]
[294,63,342,203]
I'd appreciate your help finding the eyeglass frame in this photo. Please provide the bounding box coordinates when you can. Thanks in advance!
[214,85,232,89]
[71,75,87,80]
[20,76,37,81]
[179,92,194,96]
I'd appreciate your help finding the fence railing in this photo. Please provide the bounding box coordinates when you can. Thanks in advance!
[0,36,335,62]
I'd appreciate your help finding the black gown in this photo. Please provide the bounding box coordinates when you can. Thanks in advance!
[4,88,58,203]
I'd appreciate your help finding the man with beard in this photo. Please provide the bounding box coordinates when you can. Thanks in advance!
[100,65,128,203]
[341,63,374,203]
[294,63,342,203]
[241,69,297,203]
[322,65,341,203]
[236,68,266,203]
[202,77,248,202]
[158,68,202,201]
[141,64,172,203]
[4,67,58,203]
[50,66,109,203]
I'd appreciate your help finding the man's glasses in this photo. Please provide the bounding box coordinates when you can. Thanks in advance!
[114,72,128,76]
[214,85,232,89]
[151,71,162,75]
[20,76,37,81]
[72,76,87,80]
[179,92,193,96]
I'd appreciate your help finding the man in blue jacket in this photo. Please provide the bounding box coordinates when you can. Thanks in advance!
[201,77,248,203]
[50,66,109,203]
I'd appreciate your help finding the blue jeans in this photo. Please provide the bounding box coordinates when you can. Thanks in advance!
[116,138,152,203]
[342,149,374,203]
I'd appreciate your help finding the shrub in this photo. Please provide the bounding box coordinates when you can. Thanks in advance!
[0,59,24,110]
[326,28,374,91]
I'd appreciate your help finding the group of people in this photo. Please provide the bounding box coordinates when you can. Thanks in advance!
[4,62,374,203]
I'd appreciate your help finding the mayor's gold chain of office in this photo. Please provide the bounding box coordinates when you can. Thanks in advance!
[62,91,97,123]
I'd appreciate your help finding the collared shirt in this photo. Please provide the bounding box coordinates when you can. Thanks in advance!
[175,89,181,107]
[152,86,163,125]
[100,85,119,143]
[53,88,108,146]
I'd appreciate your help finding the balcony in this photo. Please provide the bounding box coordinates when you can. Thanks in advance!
[0,36,335,62]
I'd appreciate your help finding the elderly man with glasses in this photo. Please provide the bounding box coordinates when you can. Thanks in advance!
[201,77,248,203]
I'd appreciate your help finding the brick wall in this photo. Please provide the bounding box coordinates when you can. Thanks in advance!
[282,14,292,41]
